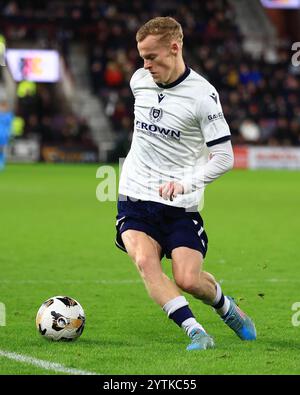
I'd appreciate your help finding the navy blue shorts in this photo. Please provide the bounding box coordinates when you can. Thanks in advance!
[115,196,208,259]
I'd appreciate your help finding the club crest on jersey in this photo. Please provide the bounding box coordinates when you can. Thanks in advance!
[149,107,163,123]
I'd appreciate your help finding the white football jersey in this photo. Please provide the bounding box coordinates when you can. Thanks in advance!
[118,66,231,209]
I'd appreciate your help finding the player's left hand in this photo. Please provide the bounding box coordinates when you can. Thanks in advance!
[159,181,184,201]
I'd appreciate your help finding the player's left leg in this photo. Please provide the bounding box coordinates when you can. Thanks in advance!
[172,247,256,341]
[171,247,225,307]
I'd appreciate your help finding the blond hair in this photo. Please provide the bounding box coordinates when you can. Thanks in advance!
[136,17,183,45]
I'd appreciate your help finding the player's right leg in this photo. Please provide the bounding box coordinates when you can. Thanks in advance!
[119,229,213,350]
[121,229,179,305]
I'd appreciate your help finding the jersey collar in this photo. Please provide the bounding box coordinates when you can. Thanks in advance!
[155,65,190,89]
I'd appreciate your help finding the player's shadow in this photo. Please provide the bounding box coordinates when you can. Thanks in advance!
[32,337,134,348]
[78,338,137,347]
[79,336,177,347]
[262,338,300,350]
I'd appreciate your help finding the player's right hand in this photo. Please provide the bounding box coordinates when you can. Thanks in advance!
[159,181,184,201]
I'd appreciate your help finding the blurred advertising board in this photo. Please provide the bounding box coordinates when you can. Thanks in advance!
[260,0,300,8]
[233,146,300,169]
[232,146,249,169]
[7,138,40,162]
[41,146,98,163]
[6,49,60,82]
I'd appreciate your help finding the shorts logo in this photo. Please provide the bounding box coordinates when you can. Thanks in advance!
[149,107,163,123]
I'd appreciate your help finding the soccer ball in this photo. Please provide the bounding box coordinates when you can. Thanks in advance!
[36,296,85,341]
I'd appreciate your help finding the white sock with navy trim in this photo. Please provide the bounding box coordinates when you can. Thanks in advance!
[162,296,189,316]
[163,296,206,337]
[212,283,230,317]
[181,318,206,337]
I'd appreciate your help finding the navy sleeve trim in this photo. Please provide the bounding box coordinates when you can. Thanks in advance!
[206,135,231,147]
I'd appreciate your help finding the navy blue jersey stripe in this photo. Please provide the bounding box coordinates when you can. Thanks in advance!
[206,135,231,147]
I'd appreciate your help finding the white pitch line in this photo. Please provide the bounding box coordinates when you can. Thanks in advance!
[0,349,99,375]
[0,279,143,285]
[0,278,300,285]
[220,278,300,284]
[2,278,300,284]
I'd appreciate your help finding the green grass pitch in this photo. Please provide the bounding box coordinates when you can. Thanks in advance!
[0,163,299,375]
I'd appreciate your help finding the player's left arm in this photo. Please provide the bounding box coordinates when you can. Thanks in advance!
[159,141,234,200]
[159,88,234,200]
[180,140,234,194]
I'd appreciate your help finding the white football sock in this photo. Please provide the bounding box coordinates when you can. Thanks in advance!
[181,318,206,337]
[162,296,189,317]
[213,283,230,317]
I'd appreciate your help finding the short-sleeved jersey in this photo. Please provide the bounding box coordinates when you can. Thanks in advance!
[118,66,231,209]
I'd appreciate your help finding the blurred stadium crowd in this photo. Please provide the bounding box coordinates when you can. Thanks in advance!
[4,79,95,147]
[0,0,299,160]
